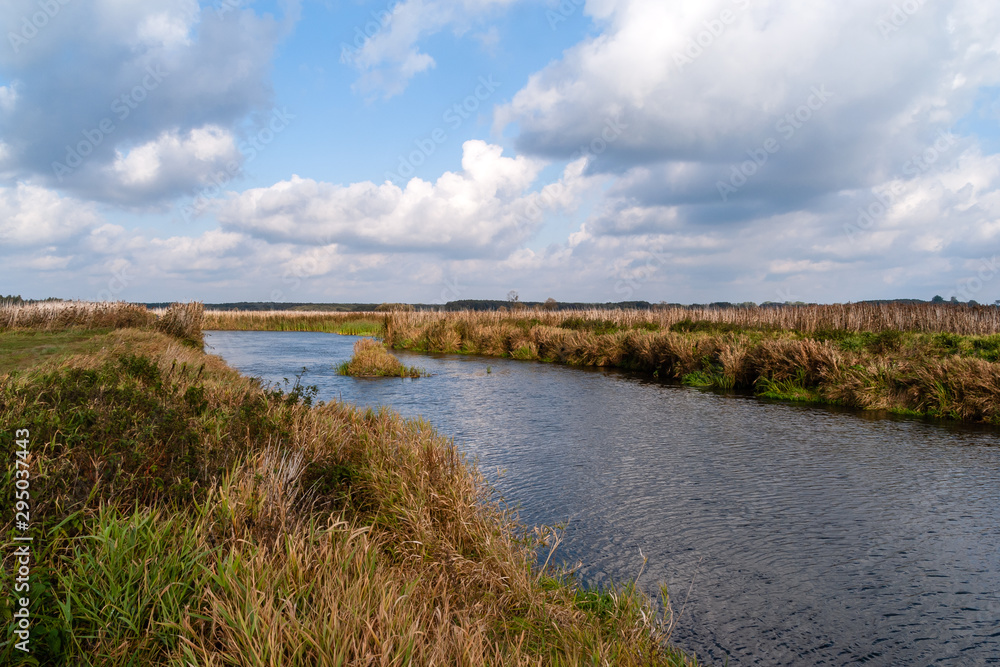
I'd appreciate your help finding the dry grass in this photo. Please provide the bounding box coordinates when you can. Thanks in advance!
[338,338,426,377]
[0,328,695,666]
[0,301,204,347]
[201,302,1000,336]
[0,301,155,331]
[153,302,205,345]
[381,309,1000,424]
[374,302,1000,336]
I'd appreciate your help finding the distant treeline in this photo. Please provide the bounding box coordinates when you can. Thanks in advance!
[144,302,384,312]
[155,297,973,313]
[6,296,990,312]
[0,295,64,307]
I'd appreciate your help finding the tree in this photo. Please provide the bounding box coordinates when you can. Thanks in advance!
[931,295,945,303]
[506,290,520,304]
[543,297,558,311]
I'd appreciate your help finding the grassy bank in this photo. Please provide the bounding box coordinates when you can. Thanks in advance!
[380,308,1000,424]
[0,307,695,665]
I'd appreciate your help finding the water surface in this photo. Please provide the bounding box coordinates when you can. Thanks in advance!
[205,330,1000,666]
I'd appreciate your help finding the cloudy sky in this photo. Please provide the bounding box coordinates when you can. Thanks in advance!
[1,0,999,304]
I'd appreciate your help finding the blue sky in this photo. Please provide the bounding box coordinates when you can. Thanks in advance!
[2,0,1000,305]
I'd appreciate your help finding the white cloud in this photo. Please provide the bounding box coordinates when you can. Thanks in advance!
[0,0,297,204]
[346,0,521,98]
[497,0,1000,200]
[0,183,102,246]
[100,125,241,200]
[217,140,561,255]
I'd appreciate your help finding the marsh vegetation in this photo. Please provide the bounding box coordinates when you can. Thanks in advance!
[379,305,1000,424]
[337,338,427,378]
[0,302,695,666]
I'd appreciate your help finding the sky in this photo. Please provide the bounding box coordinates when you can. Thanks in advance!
[1,0,999,305]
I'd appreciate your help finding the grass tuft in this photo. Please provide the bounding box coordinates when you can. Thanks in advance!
[153,302,205,346]
[338,338,426,377]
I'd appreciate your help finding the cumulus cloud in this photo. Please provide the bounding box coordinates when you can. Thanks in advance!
[0,182,102,246]
[215,140,585,255]
[0,0,298,204]
[496,0,1000,206]
[89,125,242,203]
[555,144,1000,303]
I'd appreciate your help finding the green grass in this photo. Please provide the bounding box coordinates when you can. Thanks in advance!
[0,329,111,374]
[333,319,383,336]
[202,312,384,336]
[53,507,213,663]
[755,372,824,403]
[681,371,717,387]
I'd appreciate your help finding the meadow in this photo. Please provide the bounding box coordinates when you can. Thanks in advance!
[0,302,695,666]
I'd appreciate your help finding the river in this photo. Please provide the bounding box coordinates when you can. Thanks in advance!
[205,330,1000,665]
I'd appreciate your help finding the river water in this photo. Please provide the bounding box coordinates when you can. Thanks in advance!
[205,330,1000,665]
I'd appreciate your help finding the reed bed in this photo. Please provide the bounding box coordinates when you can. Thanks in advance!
[0,300,155,331]
[203,302,1000,337]
[0,301,205,347]
[379,302,1000,336]
[382,309,1000,424]
[204,310,383,335]
[0,328,695,666]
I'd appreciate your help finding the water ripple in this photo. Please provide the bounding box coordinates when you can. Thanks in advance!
[207,331,1000,666]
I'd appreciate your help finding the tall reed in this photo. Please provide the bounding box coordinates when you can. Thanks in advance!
[381,309,1000,424]
[0,300,155,331]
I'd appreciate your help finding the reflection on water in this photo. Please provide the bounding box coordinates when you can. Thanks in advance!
[206,331,1000,666]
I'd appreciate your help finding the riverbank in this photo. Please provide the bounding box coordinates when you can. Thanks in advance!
[380,308,1000,424]
[200,302,1000,423]
[0,305,695,665]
